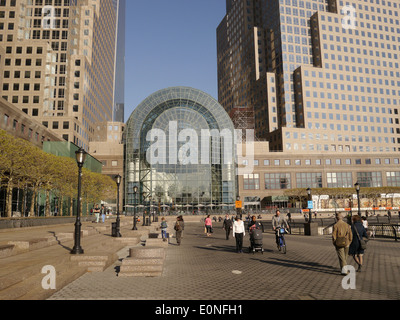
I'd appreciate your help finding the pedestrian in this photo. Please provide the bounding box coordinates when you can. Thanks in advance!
[332,213,353,275]
[174,216,184,246]
[160,217,168,242]
[232,216,245,253]
[205,215,213,236]
[93,204,100,223]
[101,204,106,223]
[248,215,260,233]
[178,215,185,238]
[222,214,233,240]
[361,216,368,233]
[349,215,369,272]
[287,211,292,223]
[387,210,392,223]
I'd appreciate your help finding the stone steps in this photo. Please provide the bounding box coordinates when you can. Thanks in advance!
[0,224,134,300]
[118,246,166,278]
[71,253,118,273]
[0,254,75,300]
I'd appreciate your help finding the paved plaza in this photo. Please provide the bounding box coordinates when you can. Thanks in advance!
[46,219,400,301]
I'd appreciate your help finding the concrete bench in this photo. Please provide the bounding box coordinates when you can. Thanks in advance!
[0,245,15,259]
[119,247,166,277]
[8,237,57,252]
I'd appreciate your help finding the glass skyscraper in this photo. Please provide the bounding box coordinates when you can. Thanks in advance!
[217,0,400,154]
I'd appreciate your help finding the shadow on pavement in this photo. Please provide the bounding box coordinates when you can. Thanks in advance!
[251,256,339,275]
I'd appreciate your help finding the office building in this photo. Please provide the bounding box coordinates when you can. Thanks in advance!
[217,0,400,154]
[0,0,123,152]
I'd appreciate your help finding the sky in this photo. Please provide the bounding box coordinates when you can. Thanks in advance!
[124,0,227,122]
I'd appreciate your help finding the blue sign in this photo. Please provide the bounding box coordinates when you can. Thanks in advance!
[308,201,314,209]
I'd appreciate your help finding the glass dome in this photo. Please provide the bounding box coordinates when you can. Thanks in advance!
[124,87,237,213]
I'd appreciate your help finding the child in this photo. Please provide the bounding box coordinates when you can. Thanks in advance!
[160,217,168,241]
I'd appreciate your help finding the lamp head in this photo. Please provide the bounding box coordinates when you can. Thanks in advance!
[75,148,87,166]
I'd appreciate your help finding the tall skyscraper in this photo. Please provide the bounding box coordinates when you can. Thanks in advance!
[0,0,123,151]
[217,0,400,154]
[113,0,125,123]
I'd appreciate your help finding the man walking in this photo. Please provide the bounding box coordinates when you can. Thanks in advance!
[222,214,233,240]
[332,213,353,275]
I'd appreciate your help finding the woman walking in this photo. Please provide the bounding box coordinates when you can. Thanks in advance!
[349,215,369,272]
[205,215,213,237]
[233,216,245,253]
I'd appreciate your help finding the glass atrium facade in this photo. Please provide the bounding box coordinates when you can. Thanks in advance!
[124,87,237,212]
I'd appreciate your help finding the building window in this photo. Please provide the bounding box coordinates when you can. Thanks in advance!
[243,174,260,190]
[327,172,353,188]
[296,172,323,188]
[357,172,383,188]
[386,172,400,187]
[112,161,118,167]
[265,173,291,190]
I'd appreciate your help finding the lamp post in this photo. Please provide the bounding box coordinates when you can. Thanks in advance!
[71,148,87,255]
[307,188,312,223]
[355,182,361,216]
[114,174,122,237]
[148,195,152,226]
[132,186,138,230]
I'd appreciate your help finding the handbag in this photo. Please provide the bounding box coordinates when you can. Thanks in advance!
[335,236,347,248]
[354,225,368,250]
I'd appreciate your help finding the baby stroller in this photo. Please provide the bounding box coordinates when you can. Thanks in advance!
[249,227,264,254]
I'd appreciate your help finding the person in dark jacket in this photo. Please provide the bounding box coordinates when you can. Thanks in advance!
[174,216,184,246]
[349,215,369,272]
[222,214,233,240]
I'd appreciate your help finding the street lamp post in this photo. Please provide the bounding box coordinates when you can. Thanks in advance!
[132,186,138,230]
[71,148,87,255]
[114,174,122,237]
[148,195,152,226]
[355,182,361,216]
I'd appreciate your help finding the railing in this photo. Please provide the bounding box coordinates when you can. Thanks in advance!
[368,224,399,242]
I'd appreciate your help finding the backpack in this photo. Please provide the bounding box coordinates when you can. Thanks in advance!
[161,221,167,229]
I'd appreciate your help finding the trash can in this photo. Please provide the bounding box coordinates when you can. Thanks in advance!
[112,222,118,237]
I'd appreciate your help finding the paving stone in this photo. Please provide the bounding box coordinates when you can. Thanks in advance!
[48,222,400,300]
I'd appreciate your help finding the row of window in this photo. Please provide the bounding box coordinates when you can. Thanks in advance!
[243,171,400,190]
[245,157,400,167]
[2,112,49,144]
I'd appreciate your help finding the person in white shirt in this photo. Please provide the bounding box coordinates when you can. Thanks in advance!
[233,216,245,253]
